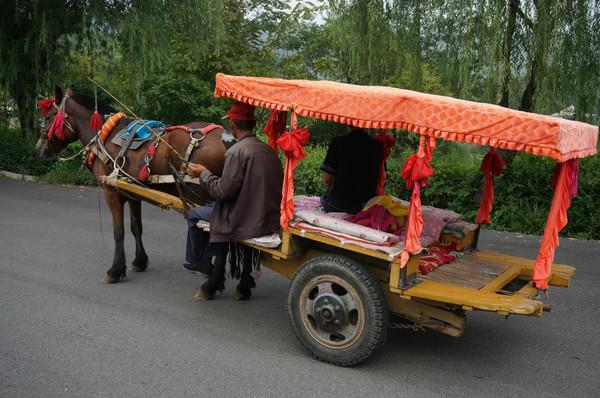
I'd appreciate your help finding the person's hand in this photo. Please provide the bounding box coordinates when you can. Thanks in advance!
[187,162,207,178]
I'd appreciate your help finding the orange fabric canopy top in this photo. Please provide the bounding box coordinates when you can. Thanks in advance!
[214,73,598,162]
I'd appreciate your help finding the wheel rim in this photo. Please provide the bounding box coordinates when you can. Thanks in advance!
[299,274,366,350]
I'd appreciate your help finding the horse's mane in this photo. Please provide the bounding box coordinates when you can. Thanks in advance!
[71,93,115,115]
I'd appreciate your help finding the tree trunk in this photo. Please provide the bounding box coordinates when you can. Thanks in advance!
[14,87,36,139]
[499,0,519,108]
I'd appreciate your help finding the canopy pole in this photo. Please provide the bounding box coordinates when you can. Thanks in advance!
[533,159,578,289]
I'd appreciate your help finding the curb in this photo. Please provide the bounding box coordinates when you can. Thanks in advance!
[0,169,39,182]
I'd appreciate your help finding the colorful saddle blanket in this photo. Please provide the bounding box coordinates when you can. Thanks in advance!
[111,120,166,149]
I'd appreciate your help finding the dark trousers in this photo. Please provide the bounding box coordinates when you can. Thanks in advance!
[185,204,228,272]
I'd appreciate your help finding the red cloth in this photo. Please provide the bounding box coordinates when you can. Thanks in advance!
[419,243,462,275]
[373,130,396,195]
[346,204,401,234]
[263,110,288,151]
[400,136,436,266]
[276,114,310,229]
[476,147,505,224]
[89,111,103,131]
[37,98,54,117]
[533,159,578,289]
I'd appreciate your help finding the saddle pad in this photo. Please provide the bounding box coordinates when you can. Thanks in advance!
[110,120,166,149]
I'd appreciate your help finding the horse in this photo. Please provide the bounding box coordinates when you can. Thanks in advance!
[35,86,228,284]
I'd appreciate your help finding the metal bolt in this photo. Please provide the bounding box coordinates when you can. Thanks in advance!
[334,320,340,325]
[335,305,341,311]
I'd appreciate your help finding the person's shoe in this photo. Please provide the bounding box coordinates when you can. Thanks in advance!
[183,262,212,278]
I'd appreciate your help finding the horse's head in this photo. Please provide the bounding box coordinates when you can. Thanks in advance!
[35,86,83,160]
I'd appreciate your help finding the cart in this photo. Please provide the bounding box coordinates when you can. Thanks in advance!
[100,73,598,366]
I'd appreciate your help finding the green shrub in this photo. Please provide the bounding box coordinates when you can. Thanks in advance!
[0,128,52,175]
[294,144,327,195]
[293,141,600,239]
[40,158,97,186]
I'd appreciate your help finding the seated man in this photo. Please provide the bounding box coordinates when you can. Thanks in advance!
[321,126,383,214]
[185,101,283,301]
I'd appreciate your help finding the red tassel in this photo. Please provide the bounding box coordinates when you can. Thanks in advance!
[48,111,65,141]
[139,166,150,182]
[146,144,156,159]
[89,111,103,131]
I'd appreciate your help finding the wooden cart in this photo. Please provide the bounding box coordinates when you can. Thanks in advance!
[99,167,573,367]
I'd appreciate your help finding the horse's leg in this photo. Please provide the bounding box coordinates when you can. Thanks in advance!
[103,190,127,284]
[194,255,226,301]
[129,199,149,272]
[235,247,256,300]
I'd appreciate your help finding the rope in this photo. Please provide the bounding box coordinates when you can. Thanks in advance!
[57,136,98,162]
[86,76,187,164]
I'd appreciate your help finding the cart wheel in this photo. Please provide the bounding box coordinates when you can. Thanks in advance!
[287,254,388,366]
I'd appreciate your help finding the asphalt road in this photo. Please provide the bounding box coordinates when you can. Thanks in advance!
[1,176,599,398]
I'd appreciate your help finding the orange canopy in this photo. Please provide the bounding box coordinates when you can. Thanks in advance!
[214,73,598,162]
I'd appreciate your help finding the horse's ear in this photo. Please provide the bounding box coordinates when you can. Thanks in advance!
[54,86,64,104]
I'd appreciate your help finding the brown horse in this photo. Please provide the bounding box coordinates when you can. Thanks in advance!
[36,87,227,283]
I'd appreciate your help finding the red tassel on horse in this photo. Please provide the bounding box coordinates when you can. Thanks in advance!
[48,111,66,141]
[139,166,150,182]
[89,111,103,131]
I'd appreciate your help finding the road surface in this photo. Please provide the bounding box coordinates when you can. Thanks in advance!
[1,176,599,397]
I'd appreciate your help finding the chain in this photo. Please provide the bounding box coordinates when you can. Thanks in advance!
[389,321,427,332]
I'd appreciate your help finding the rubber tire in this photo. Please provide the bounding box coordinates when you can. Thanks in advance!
[287,254,388,366]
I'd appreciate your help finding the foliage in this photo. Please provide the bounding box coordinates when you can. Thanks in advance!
[40,157,97,186]
[2,1,599,240]
[0,128,51,175]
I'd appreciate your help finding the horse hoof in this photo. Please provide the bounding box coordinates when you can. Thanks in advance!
[194,289,213,301]
[102,274,119,284]
[234,288,251,301]
[129,264,147,273]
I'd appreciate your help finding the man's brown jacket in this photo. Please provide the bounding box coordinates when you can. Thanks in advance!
[199,135,283,243]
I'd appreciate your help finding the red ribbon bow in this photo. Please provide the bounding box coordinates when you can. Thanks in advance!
[263,110,288,151]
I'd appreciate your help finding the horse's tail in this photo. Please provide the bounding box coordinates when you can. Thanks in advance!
[227,243,260,280]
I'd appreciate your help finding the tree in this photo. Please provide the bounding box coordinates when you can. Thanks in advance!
[0,1,87,138]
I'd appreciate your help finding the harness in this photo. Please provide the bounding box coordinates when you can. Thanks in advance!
[86,115,222,186]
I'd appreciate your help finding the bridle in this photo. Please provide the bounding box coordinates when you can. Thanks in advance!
[39,95,78,156]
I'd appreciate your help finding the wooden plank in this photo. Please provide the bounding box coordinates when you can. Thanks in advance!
[393,279,544,316]
[421,255,511,289]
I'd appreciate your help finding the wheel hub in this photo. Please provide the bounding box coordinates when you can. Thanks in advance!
[313,294,345,330]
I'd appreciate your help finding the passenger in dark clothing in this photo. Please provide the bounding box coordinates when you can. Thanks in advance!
[320,127,383,214]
